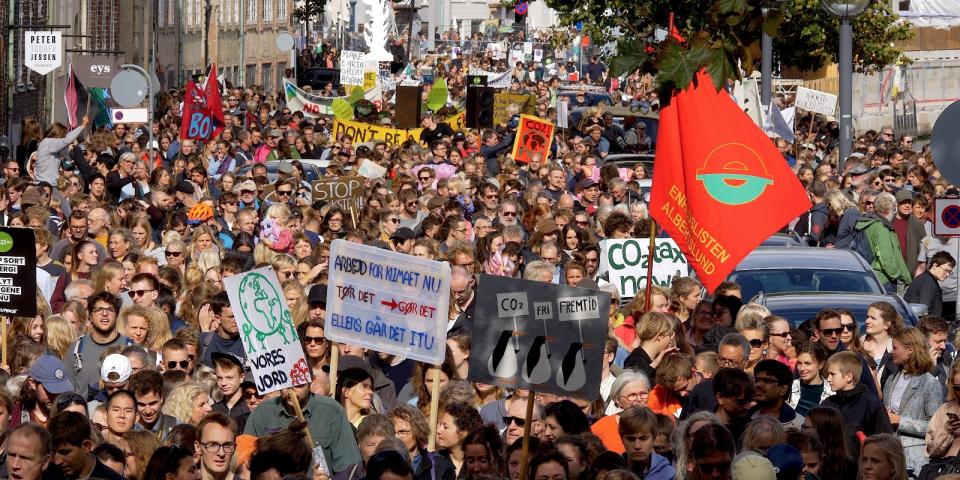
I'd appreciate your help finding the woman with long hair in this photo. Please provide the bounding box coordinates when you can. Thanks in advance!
[859,434,908,480]
[36,117,88,186]
[686,300,715,353]
[927,359,960,460]
[186,225,221,265]
[670,277,703,325]
[789,341,834,417]
[804,407,858,480]
[44,315,76,359]
[409,350,459,416]
[92,261,126,295]
[123,431,161,480]
[320,207,348,240]
[16,117,42,169]
[162,382,211,425]
[130,217,160,258]
[141,445,197,480]
[435,402,484,477]
[883,327,944,471]
[838,308,866,353]
[336,367,376,427]
[862,301,905,382]
[619,286,671,349]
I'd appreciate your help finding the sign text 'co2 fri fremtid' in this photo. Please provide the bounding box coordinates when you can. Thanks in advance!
[325,240,451,365]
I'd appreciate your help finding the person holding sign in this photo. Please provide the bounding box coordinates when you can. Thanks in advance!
[243,383,361,475]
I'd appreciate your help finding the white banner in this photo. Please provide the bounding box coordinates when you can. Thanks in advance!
[325,240,451,365]
[340,50,366,86]
[24,31,62,75]
[599,239,689,298]
[795,86,838,117]
[469,68,512,88]
[224,267,311,394]
[283,79,382,118]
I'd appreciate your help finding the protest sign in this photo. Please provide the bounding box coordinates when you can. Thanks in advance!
[284,80,335,116]
[331,118,421,148]
[313,176,364,211]
[599,238,689,298]
[325,240,451,365]
[357,159,387,179]
[794,86,837,117]
[468,275,610,399]
[0,227,37,317]
[494,92,536,126]
[363,72,378,92]
[224,267,311,395]
[340,50,365,86]
[511,115,555,164]
[469,68,512,88]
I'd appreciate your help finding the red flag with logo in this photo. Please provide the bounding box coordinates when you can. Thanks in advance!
[205,64,225,140]
[650,71,811,294]
[179,79,205,140]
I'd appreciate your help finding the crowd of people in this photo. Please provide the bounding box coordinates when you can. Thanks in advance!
[0,34,958,480]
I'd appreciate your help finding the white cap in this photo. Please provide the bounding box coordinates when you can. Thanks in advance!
[101,354,133,384]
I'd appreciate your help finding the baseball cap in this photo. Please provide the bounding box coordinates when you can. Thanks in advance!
[848,164,870,175]
[391,227,416,241]
[278,162,294,174]
[268,128,283,138]
[767,444,804,480]
[577,178,598,191]
[234,179,257,194]
[308,284,328,306]
[731,452,776,480]
[30,355,75,394]
[101,354,133,384]
[20,186,43,207]
[536,218,559,234]
[895,190,914,204]
[211,352,246,370]
[945,187,960,198]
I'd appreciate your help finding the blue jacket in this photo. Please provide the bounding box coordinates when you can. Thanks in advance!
[626,452,675,480]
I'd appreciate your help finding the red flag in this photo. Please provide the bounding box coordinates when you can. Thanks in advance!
[65,67,79,129]
[650,71,811,294]
[668,13,685,43]
[179,79,207,140]
[205,64,225,140]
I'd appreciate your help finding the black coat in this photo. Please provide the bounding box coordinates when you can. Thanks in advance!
[904,270,943,317]
[820,384,894,453]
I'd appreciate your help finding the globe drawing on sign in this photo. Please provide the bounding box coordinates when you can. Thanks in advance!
[237,272,298,354]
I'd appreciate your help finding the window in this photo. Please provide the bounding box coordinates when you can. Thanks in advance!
[196,0,203,28]
[278,0,286,21]
[262,63,272,88]
[168,0,175,27]
[246,64,256,86]
[247,0,257,23]
[158,0,165,26]
[186,0,193,27]
[276,61,286,89]
[263,0,272,22]
[234,0,240,24]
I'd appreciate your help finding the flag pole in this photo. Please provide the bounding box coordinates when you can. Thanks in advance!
[645,218,656,308]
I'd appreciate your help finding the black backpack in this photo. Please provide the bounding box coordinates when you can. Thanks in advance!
[850,219,876,265]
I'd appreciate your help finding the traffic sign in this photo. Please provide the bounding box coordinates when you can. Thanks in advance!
[110,70,149,107]
[932,100,960,185]
[934,198,960,237]
[110,108,149,124]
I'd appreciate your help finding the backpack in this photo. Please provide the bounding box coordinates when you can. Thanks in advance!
[850,220,876,265]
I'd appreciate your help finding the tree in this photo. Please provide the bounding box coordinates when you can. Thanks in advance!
[293,0,328,36]
[545,0,912,101]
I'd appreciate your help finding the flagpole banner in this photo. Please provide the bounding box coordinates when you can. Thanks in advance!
[510,115,555,164]
[649,71,811,293]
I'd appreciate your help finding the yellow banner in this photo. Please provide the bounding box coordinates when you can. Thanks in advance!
[331,112,467,149]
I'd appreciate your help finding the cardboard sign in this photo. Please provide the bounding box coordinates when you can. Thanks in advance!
[468,275,610,399]
[511,115,555,164]
[340,50,366,86]
[313,176,364,211]
[0,227,37,317]
[363,72,378,92]
[73,55,121,88]
[794,86,837,117]
[599,239,689,298]
[224,267,311,394]
[494,92,536,126]
[24,31,62,75]
[325,240,451,365]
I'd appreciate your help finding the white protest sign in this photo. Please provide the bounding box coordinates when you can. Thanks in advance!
[600,238,689,298]
[326,239,451,365]
[224,267,312,394]
[794,86,837,117]
[523,42,533,55]
[357,159,387,179]
[534,49,543,62]
[24,31,62,75]
[340,50,366,86]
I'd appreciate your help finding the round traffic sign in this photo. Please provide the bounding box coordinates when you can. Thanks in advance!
[942,204,960,229]
[276,32,295,52]
[110,70,149,108]
[931,100,960,185]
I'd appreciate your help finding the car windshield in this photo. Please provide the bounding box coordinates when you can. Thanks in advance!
[730,269,884,301]
[769,301,913,328]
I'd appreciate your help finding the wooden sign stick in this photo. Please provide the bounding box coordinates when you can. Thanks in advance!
[518,393,536,480]
[329,342,340,395]
[427,367,442,451]
[644,219,657,308]
[1,316,7,369]
[285,388,315,447]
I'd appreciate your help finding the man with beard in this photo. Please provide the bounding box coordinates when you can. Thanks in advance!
[64,292,132,395]
[749,360,803,429]
[856,192,911,293]
[11,355,74,427]
[244,383,361,475]
[50,210,107,263]
[128,369,179,438]
[50,411,124,480]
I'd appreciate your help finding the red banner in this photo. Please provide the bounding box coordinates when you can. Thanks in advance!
[649,71,811,293]
[179,64,225,141]
[511,115,555,164]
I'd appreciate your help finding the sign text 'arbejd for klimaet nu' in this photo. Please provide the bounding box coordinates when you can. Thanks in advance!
[224,267,311,394]
[468,275,610,399]
[0,227,37,317]
[599,238,690,298]
[325,240,451,365]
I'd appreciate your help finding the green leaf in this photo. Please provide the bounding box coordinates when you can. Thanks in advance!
[348,86,365,104]
[703,41,739,91]
[609,38,650,77]
[426,77,448,112]
[332,98,355,121]
[762,10,784,37]
[655,40,708,94]
[713,0,747,16]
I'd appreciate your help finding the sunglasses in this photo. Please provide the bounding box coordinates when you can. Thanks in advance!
[502,211,517,217]
[768,332,791,338]
[419,176,432,181]
[166,360,189,369]
[277,190,292,196]
[820,327,843,337]
[503,416,528,427]
[388,218,400,224]
[748,339,764,348]
[841,323,857,332]
[165,251,182,257]
[304,335,325,344]
[131,289,155,297]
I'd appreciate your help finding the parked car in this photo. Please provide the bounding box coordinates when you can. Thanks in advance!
[727,247,885,301]
[761,233,805,247]
[235,160,322,184]
[753,291,924,328]
[297,67,341,91]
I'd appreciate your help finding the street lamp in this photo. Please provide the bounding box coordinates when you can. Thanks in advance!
[760,0,787,107]
[820,0,871,172]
